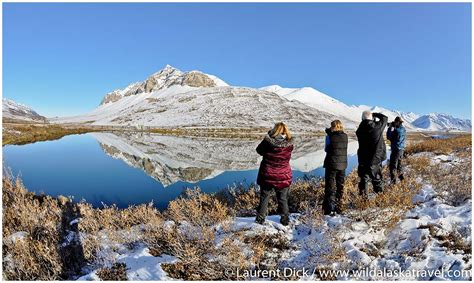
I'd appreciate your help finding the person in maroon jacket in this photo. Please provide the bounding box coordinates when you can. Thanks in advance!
[255,122,294,226]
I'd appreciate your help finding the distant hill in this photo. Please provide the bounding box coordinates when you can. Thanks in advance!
[3,98,46,122]
[412,113,471,132]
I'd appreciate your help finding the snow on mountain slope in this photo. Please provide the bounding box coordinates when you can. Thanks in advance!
[99,65,228,105]
[412,113,472,132]
[260,85,359,128]
[55,66,347,131]
[2,98,46,122]
[260,86,420,129]
[52,65,469,132]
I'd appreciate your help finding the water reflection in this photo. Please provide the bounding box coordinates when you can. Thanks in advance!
[3,132,358,208]
[92,132,358,186]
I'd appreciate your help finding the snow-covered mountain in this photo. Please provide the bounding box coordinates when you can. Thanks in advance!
[2,98,46,122]
[99,65,228,105]
[412,113,472,132]
[53,65,470,132]
[53,66,348,131]
[260,85,421,129]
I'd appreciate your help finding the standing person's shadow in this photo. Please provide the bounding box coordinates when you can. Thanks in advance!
[59,200,86,279]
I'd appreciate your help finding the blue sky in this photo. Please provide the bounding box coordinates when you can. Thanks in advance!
[3,3,471,118]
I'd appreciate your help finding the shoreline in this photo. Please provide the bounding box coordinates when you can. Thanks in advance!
[2,121,459,146]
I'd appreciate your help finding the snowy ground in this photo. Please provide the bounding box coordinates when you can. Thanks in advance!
[72,151,471,281]
[77,247,176,281]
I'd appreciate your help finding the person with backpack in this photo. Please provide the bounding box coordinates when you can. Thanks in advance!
[255,122,294,226]
[386,116,406,184]
[356,111,388,197]
[323,120,348,216]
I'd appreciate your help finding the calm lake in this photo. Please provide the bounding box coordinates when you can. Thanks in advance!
[3,132,359,209]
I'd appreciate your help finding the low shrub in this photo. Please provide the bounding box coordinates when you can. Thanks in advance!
[96,262,128,281]
[404,134,471,155]
[2,177,72,280]
[165,188,230,227]
[222,184,277,217]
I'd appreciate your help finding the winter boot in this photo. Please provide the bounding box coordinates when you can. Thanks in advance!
[280,215,290,226]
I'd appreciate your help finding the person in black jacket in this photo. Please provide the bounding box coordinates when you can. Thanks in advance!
[323,120,348,215]
[356,111,388,197]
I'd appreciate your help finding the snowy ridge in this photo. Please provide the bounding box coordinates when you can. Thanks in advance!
[412,113,472,132]
[260,85,471,132]
[55,85,345,131]
[260,86,422,130]
[50,65,469,132]
[2,98,46,122]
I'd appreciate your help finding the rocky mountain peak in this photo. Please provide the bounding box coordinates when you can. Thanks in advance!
[99,65,225,105]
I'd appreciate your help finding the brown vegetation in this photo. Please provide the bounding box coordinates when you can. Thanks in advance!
[96,263,128,281]
[404,134,471,155]
[3,122,326,146]
[3,177,75,280]
[2,123,94,146]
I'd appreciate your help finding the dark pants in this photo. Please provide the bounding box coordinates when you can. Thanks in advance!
[256,186,289,223]
[358,163,384,197]
[323,168,345,215]
[389,149,404,183]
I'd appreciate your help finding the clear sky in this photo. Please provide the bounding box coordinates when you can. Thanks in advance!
[3,3,472,118]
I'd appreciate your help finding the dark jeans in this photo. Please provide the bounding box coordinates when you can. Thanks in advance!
[323,168,345,215]
[389,149,404,183]
[256,186,289,223]
[358,163,384,197]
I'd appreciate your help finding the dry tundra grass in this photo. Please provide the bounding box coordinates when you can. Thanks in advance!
[3,177,73,280]
[2,123,94,146]
[404,134,471,155]
[2,134,471,280]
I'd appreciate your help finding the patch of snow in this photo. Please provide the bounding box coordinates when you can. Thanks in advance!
[116,246,176,281]
[5,231,28,244]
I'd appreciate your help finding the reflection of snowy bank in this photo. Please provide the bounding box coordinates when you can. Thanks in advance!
[91,132,351,186]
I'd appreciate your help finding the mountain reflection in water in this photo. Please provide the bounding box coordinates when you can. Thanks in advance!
[3,132,358,209]
[92,132,358,186]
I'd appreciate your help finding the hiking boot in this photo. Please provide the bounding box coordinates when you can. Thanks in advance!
[280,215,290,226]
[255,217,265,225]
